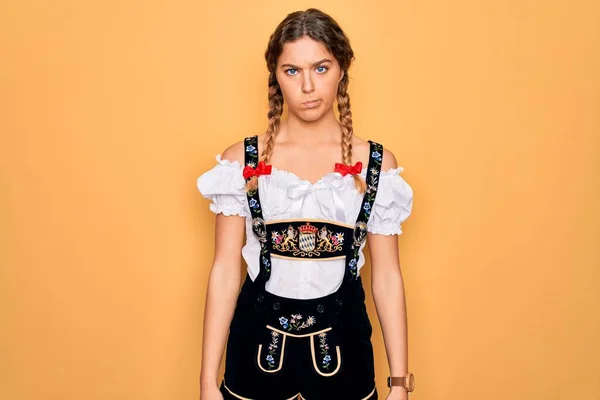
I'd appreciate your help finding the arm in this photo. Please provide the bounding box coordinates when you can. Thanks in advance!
[199,212,246,391]
[368,233,409,399]
[368,148,409,399]
[199,142,248,393]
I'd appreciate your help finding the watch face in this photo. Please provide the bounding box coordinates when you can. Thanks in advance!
[407,374,415,391]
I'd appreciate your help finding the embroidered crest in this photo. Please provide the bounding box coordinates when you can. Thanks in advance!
[298,222,318,252]
[270,221,346,258]
[271,224,298,251]
[316,226,344,251]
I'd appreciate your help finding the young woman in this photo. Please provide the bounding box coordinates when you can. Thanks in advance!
[197,8,414,400]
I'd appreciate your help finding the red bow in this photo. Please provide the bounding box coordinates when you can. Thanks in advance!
[243,161,272,179]
[334,161,363,176]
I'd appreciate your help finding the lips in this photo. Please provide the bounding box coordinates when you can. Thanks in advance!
[302,99,321,108]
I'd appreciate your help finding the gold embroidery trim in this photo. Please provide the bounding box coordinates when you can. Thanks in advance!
[269,253,347,261]
[297,386,376,400]
[266,218,354,229]
[223,380,302,400]
[256,333,287,373]
[224,380,376,400]
[266,325,332,338]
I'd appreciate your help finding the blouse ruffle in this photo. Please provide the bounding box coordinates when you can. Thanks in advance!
[366,168,414,235]
[196,154,413,234]
[196,155,249,217]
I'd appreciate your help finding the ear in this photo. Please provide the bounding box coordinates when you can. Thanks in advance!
[338,69,345,83]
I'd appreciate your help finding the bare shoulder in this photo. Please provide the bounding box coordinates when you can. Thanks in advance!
[220,139,246,165]
[352,135,398,170]
[381,147,398,170]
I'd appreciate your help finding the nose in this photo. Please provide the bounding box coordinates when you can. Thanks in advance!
[301,71,314,94]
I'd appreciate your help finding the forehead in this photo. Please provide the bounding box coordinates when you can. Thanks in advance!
[277,36,335,66]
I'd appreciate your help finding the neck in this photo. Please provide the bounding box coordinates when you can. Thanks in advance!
[279,108,343,145]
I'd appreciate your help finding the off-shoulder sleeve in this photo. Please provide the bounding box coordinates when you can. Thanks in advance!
[367,167,414,235]
[196,154,249,217]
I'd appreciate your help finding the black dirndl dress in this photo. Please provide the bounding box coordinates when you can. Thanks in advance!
[219,135,384,400]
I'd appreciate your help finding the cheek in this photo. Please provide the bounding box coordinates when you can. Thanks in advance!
[278,82,297,103]
[320,77,340,104]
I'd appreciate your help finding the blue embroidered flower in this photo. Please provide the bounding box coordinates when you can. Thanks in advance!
[246,145,257,154]
[363,203,371,212]
[319,333,331,369]
[279,317,289,329]
[349,258,357,271]
[265,331,280,368]
[371,151,382,161]
[262,256,270,268]
[249,198,258,209]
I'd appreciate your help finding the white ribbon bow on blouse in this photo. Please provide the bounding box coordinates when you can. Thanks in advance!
[286,178,347,223]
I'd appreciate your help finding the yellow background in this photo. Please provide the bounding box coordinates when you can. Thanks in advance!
[1,1,599,399]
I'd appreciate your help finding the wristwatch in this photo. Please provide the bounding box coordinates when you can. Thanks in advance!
[387,372,415,392]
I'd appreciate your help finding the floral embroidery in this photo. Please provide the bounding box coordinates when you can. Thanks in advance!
[245,136,272,277]
[348,258,357,274]
[363,143,383,208]
[262,255,270,272]
[346,142,383,279]
[279,314,316,331]
[244,137,260,197]
[363,202,371,215]
[331,232,345,246]
[259,245,270,275]
[318,332,331,370]
[266,331,280,369]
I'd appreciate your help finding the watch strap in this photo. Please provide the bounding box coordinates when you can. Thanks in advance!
[387,373,415,392]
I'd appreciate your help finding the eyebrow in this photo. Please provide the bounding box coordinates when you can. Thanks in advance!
[279,58,333,69]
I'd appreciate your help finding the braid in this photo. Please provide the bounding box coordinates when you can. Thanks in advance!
[245,72,284,192]
[337,72,366,193]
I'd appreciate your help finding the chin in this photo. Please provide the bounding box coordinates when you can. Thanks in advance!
[292,108,327,123]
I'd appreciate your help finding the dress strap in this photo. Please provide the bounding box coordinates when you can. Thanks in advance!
[329,140,385,324]
[347,140,384,279]
[243,135,272,285]
[243,135,265,219]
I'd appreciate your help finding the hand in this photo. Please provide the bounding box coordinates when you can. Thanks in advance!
[385,386,409,400]
[200,384,224,400]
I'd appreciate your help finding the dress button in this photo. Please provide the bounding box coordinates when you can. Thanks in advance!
[273,302,281,310]
[257,295,264,303]
[317,304,325,313]
[336,298,343,306]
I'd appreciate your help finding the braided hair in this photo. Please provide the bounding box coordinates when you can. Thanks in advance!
[245,8,365,193]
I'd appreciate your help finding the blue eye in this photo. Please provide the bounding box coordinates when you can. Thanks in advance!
[285,68,298,75]
[316,66,328,73]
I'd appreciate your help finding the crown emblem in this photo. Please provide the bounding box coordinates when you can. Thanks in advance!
[298,222,318,234]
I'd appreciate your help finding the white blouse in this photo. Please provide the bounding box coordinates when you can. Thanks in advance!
[197,154,413,299]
